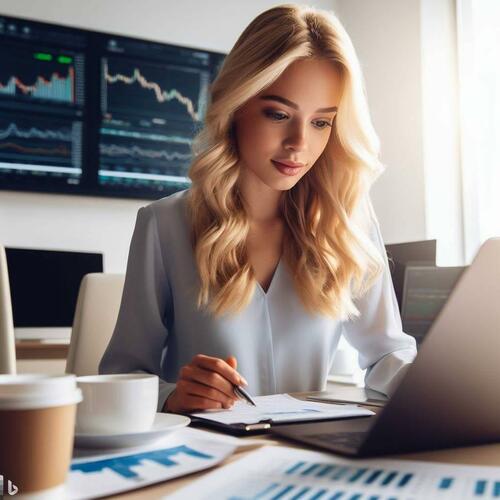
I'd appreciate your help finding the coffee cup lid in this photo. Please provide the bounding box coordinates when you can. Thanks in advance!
[0,374,83,410]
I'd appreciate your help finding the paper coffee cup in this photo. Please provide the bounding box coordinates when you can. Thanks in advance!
[76,373,158,434]
[0,374,82,499]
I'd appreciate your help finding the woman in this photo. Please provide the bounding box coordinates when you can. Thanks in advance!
[99,4,417,413]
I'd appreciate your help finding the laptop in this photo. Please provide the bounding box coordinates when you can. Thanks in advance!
[271,238,500,457]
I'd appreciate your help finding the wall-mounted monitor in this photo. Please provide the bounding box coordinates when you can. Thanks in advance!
[0,15,225,199]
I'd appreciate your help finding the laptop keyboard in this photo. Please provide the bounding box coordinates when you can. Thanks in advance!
[306,431,366,449]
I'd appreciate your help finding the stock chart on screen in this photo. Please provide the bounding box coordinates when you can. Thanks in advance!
[97,36,217,196]
[0,17,86,191]
[0,15,225,199]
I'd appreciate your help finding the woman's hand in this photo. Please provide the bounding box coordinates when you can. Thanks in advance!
[164,354,247,413]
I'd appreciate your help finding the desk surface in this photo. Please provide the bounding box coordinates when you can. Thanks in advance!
[105,386,500,499]
[15,340,69,360]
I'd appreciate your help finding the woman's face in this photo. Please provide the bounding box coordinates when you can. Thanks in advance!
[234,58,341,192]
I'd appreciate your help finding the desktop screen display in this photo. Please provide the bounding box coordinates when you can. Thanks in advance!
[401,264,465,344]
[0,15,225,199]
[384,239,437,311]
[5,247,103,328]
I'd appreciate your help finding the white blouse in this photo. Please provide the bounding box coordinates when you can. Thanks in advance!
[99,189,417,411]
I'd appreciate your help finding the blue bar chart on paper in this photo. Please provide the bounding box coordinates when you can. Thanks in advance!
[167,446,500,500]
[66,429,238,500]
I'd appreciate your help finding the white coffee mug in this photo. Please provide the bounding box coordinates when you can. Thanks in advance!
[75,373,158,434]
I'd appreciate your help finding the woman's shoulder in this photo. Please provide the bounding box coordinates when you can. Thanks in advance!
[136,188,192,263]
[142,188,191,227]
[147,187,189,213]
[138,189,189,238]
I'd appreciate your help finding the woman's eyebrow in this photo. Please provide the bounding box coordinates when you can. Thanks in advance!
[259,94,338,113]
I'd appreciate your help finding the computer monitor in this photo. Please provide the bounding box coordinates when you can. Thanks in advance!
[0,14,225,200]
[5,247,103,341]
[385,239,437,266]
[401,263,465,344]
[385,240,437,311]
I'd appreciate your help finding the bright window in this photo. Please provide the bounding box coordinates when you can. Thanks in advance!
[457,0,500,261]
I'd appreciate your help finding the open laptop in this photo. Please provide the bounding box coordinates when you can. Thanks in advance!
[272,238,500,456]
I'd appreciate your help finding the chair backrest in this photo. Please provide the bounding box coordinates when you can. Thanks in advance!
[0,245,16,374]
[66,273,125,376]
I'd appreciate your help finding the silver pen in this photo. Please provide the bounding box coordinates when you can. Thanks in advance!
[233,384,257,406]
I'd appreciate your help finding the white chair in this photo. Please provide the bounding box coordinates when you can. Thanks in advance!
[0,245,16,374]
[66,273,125,376]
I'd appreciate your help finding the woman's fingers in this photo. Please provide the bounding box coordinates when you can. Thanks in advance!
[178,379,235,409]
[180,365,237,401]
[166,389,223,413]
[182,394,223,411]
[166,354,247,413]
[226,355,237,370]
[192,354,248,386]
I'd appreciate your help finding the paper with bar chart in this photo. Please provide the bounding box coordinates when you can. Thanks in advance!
[168,445,500,500]
[66,427,261,499]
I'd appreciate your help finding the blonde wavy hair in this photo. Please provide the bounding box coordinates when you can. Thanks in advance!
[188,4,385,319]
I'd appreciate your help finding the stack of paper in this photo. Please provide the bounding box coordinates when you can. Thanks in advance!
[168,445,500,499]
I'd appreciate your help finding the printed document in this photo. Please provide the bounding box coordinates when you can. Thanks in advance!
[168,445,500,500]
[190,393,373,425]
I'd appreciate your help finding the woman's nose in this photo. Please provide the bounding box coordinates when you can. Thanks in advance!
[284,122,307,152]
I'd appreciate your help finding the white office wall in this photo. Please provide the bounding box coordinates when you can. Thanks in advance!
[333,0,427,246]
[0,0,460,271]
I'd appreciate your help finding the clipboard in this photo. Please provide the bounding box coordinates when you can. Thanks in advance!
[187,413,372,436]
[184,393,375,435]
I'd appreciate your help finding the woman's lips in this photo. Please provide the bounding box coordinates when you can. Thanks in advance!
[271,160,304,176]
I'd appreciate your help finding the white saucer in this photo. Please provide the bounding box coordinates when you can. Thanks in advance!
[74,413,190,449]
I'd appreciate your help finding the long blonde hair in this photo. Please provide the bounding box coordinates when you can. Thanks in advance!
[188,4,384,319]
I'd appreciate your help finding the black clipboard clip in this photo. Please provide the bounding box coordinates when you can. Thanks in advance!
[243,419,272,432]
[189,416,274,435]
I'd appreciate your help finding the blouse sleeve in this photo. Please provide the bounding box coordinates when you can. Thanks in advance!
[341,208,417,397]
[99,205,175,411]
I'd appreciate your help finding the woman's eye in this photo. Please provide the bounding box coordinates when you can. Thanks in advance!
[262,109,333,129]
[313,120,333,129]
[263,110,288,121]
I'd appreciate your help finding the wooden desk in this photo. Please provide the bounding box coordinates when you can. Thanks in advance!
[15,341,69,360]
[105,392,500,499]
